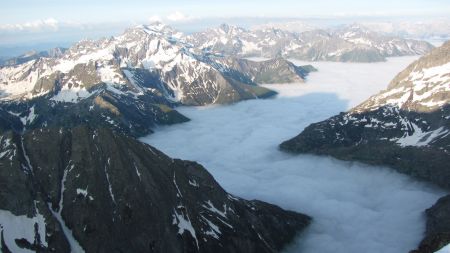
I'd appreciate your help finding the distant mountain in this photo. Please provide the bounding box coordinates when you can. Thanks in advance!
[280,41,450,253]
[185,24,434,62]
[0,23,312,136]
[0,125,311,252]
[360,20,450,39]
[208,57,315,84]
[0,23,276,105]
[0,47,66,67]
[185,24,298,59]
[251,21,317,33]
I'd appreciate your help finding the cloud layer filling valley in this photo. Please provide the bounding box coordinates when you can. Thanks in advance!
[141,56,446,253]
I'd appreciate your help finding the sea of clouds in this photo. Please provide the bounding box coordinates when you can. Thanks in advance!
[141,56,447,253]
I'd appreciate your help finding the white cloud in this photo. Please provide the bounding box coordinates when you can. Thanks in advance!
[148,15,163,23]
[141,57,445,253]
[166,11,193,22]
[0,18,59,32]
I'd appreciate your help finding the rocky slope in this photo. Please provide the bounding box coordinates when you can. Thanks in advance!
[0,85,190,137]
[280,41,450,252]
[0,125,311,253]
[185,24,434,62]
[251,21,317,34]
[411,195,450,253]
[208,57,315,84]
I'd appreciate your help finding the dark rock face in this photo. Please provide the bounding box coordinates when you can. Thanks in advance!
[411,195,450,253]
[0,126,311,253]
[0,86,189,137]
[280,105,450,190]
[154,59,277,106]
[211,57,314,84]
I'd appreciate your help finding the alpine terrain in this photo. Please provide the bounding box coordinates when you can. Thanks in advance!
[0,47,67,67]
[186,24,434,62]
[0,22,313,137]
[0,22,315,253]
[280,41,450,252]
[0,125,311,252]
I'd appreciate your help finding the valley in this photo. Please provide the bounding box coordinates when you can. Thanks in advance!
[141,57,447,253]
[0,4,449,250]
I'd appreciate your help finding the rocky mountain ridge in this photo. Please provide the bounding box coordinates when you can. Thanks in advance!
[0,22,314,253]
[0,23,277,104]
[0,47,66,67]
[185,23,434,62]
[0,23,313,137]
[0,125,311,252]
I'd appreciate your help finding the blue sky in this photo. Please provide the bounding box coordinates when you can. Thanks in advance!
[1,0,450,24]
[0,0,449,56]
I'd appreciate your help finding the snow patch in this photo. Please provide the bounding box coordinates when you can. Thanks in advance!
[397,125,449,147]
[188,179,199,187]
[0,209,47,253]
[105,158,116,204]
[436,243,450,253]
[20,105,38,126]
[200,215,221,239]
[172,208,199,249]
[98,65,124,85]
[49,164,85,253]
[202,200,227,218]
[50,85,93,103]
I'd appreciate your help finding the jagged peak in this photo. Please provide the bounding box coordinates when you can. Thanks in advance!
[122,22,181,39]
[216,23,246,35]
[352,42,450,113]
[337,23,373,35]
[136,22,171,33]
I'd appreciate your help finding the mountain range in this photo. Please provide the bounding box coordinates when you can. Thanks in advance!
[0,23,315,137]
[0,48,66,67]
[0,23,318,253]
[0,21,446,253]
[185,23,434,62]
[280,41,450,253]
[358,20,450,39]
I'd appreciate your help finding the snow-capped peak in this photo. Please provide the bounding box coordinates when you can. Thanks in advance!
[121,22,183,40]
[134,22,178,36]
[354,41,450,113]
[0,23,190,101]
[216,23,246,36]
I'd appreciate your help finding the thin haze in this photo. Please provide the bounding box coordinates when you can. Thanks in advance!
[141,57,447,253]
[0,0,449,55]
[1,0,450,23]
